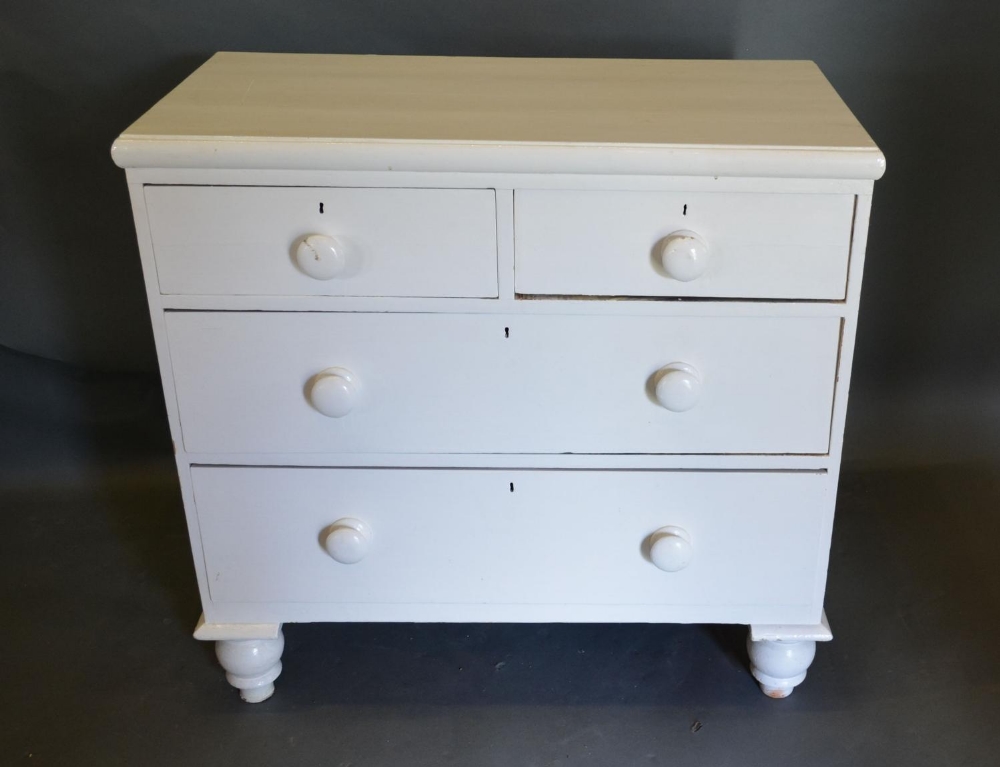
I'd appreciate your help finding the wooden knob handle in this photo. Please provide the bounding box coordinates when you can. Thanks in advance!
[322,518,372,564]
[295,234,352,280]
[309,367,359,418]
[649,526,693,572]
[653,363,702,412]
[659,230,709,282]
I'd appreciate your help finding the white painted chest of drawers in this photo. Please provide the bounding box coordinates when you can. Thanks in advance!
[113,53,884,702]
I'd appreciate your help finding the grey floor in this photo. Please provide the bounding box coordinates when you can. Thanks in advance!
[2,356,999,766]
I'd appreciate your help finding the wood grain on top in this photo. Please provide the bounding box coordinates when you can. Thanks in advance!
[122,53,877,151]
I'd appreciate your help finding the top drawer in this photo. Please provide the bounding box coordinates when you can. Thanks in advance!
[515,190,854,300]
[144,186,498,297]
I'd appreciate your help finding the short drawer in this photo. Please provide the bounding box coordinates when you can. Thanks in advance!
[193,466,829,625]
[515,190,854,299]
[144,186,498,297]
[166,311,840,455]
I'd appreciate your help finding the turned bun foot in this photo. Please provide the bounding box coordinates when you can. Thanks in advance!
[746,635,817,698]
[216,631,285,703]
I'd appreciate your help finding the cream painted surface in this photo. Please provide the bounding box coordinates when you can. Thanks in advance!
[193,466,827,624]
[112,54,884,179]
[747,635,816,698]
[145,185,498,297]
[120,54,877,148]
[159,292,858,315]
[179,452,834,471]
[751,611,833,643]
[192,615,281,641]
[165,311,840,455]
[114,53,885,700]
[215,632,284,703]
[129,167,876,194]
[515,190,854,299]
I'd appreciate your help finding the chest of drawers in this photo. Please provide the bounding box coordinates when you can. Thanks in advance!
[113,53,884,702]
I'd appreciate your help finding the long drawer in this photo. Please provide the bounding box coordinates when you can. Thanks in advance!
[515,190,854,299]
[144,186,499,297]
[166,311,840,455]
[193,466,829,625]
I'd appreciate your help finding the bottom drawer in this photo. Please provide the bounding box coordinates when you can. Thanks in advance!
[192,467,831,625]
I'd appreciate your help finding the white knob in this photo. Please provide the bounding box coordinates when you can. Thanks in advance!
[659,230,709,282]
[295,235,351,280]
[322,518,372,564]
[654,363,702,412]
[309,367,359,418]
[649,526,693,572]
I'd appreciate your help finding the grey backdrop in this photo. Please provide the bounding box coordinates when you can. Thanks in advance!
[2,1,999,463]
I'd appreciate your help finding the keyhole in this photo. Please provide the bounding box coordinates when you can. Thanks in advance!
[683,204,687,216]
[509,482,515,493]
[319,202,324,214]
[504,327,509,338]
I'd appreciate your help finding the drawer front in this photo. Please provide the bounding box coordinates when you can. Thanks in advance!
[145,186,498,297]
[167,312,839,455]
[515,190,854,299]
[193,466,828,622]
